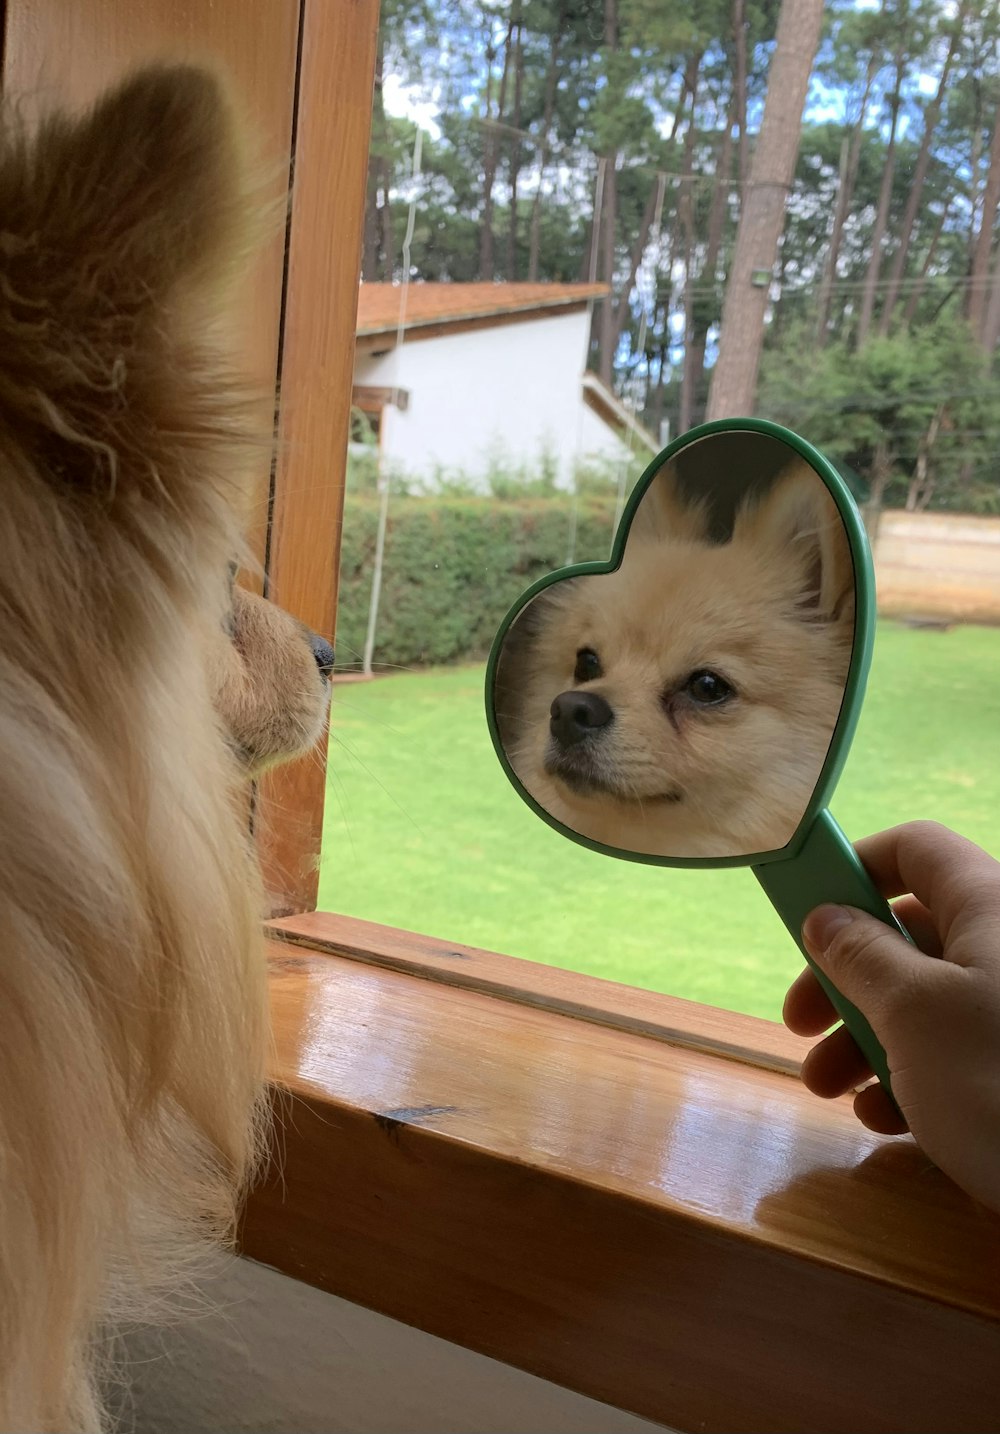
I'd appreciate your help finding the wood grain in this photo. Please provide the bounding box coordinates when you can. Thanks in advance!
[354,299,597,352]
[1,0,301,576]
[271,909,811,1074]
[247,940,1000,1434]
[256,0,379,914]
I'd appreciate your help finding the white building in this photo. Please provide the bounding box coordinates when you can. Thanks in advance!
[352,283,657,488]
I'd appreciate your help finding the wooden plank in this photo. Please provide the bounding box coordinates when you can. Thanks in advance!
[245,942,1000,1434]
[255,0,379,914]
[352,385,410,412]
[1,0,302,579]
[353,300,595,352]
[270,910,811,1075]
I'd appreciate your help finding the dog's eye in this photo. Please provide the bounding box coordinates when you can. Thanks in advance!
[574,647,602,683]
[685,670,733,705]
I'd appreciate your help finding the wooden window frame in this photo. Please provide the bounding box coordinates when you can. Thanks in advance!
[253,8,1000,1412]
[245,919,1000,1434]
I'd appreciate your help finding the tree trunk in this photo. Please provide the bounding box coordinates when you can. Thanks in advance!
[677,57,704,433]
[479,19,514,281]
[526,11,564,283]
[379,159,396,280]
[733,0,749,190]
[901,201,950,326]
[969,103,1000,341]
[598,158,618,385]
[583,156,607,369]
[815,51,879,342]
[856,50,905,348]
[505,9,525,280]
[610,183,660,353]
[905,405,944,510]
[578,216,595,282]
[688,102,736,412]
[597,0,619,386]
[966,81,985,273]
[706,0,825,421]
[362,26,388,281]
[609,55,694,354]
[650,324,668,437]
[879,8,966,335]
[362,183,379,281]
[981,242,1000,358]
[863,434,892,542]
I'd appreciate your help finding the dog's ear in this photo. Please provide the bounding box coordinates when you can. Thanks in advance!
[1,65,248,316]
[0,65,258,515]
[627,467,710,546]
[734,461,855,624]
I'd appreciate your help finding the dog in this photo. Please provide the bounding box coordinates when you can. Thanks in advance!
[495,460,855,858]
[0,67,331,1429]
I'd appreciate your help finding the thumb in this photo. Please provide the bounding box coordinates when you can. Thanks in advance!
[801,904,939,1024]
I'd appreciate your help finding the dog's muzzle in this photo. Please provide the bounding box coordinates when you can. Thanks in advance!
[549,690,613,749]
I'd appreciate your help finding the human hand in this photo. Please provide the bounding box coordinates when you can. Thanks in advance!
[785,821,1000,1213]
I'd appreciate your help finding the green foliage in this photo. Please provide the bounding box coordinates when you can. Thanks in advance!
[335,492,619,670]
[759,313,1000,512]
[366,0,1000,480]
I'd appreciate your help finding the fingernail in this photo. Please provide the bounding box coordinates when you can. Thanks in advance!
[802,904,853,953]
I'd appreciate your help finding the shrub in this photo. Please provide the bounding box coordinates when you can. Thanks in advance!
[335,493,619,669]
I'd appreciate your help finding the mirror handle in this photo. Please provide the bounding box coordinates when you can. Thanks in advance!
[753,809,911,1117]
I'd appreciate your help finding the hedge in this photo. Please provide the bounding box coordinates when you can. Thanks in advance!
[335,494,619,669]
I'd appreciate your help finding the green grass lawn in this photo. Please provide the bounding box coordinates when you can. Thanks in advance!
[319,623,1000,1020]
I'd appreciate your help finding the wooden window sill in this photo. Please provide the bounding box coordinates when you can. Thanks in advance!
[243,914,1000,1434]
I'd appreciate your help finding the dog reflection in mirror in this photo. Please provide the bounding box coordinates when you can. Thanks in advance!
[496,462,855,859]
[0,67,332,1430]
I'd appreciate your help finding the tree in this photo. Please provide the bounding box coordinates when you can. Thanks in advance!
[877,0,969,334]
[760,312,1000,521]
[814,55,878,342]
[969,102,1000,344]
[706,0,825,421]
[362,0,1000,490]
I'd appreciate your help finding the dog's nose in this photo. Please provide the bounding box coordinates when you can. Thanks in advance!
[550,690,613,748]
[309,634,336,679]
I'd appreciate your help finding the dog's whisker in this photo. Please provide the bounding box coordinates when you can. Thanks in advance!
[329,698,405,738]
[329,735,425,838]
[323,764,359,865]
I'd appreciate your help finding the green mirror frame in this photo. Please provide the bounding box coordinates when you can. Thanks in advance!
[485,416,913,1109]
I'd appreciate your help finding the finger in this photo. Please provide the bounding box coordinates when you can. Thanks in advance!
[853,1081,909,1136]
[783,965,837,1036]
[801,902,950,1026]
[854,822,1000,942]
[888,895,942,959]
[783,896,941,1035]
[800,1025,874,1098]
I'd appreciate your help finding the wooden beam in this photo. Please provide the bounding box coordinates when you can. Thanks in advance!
[245,934,1000,1434]
[354,300,594,352]
[352,385,410,413]
[256,0,379,914]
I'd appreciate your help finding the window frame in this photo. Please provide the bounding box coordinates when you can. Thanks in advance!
[30,0,986,1425]
[255,0,381,913]
[246,919,1000,1434]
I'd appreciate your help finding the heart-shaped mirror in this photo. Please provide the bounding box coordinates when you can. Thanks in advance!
[486,418,913,1109]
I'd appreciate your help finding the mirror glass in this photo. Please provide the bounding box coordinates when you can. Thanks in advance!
[491,431,857,860]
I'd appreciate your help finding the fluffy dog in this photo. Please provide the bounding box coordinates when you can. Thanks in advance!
[0,67,331,1429]
[496,461,855,858]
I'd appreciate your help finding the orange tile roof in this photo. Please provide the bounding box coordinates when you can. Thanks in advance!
[356,282,609,335]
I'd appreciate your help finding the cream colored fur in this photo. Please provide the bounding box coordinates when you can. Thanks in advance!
[0,67,329,1430]
[497,462,855,858]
